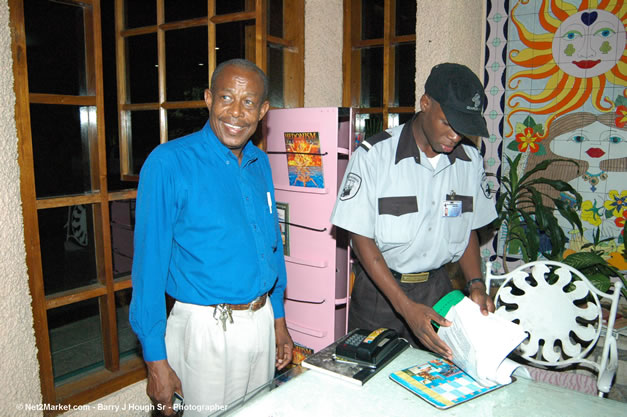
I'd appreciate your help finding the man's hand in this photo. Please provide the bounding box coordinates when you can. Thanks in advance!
[468,286,495,315]
[400,301,453,360]
[145,359,182,416]
[274,317,294,370]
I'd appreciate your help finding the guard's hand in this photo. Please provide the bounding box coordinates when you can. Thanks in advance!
[401,301,453,360]
[274,317,294,370]
[145,359,182,416]
[469,287,495,315]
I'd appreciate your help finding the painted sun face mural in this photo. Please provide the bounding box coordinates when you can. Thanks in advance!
[502,0,627,269]
[506,0,626,139]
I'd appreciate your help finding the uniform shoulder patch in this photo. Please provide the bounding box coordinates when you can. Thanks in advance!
[481,171,492,199]
[359,130,392,152]
[339,173,362,200]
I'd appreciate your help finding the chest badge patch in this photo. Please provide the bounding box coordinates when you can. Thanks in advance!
[481,172,491,199]
[340,173,362,200]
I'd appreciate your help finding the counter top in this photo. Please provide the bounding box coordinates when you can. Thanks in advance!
[217,346,625,417]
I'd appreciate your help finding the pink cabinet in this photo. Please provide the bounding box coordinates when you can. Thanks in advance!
[264,107,354,352]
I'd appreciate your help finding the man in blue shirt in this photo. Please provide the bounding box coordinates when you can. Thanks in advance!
[130,59,293,416]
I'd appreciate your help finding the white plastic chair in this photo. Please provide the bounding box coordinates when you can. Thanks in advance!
[485,260,623,397]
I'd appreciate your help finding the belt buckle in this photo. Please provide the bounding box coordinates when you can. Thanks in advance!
[400,272,429,283]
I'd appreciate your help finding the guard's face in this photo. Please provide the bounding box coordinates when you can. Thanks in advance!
[205,65,269,154]
[419,95,462,155]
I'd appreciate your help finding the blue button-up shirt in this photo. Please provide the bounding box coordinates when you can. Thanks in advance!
[130,121,287,362]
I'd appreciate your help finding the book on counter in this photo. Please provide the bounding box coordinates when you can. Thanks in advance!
[389,290,529,409]
[302,328,409,386]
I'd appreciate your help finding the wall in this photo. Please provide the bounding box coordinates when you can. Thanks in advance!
[0,1,488,415]
[304,0,344,107]
[415,0,487,100]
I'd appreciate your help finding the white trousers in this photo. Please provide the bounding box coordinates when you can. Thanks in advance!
[165,300,275,417]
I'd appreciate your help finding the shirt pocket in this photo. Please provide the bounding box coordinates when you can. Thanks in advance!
[376,196,419,245]
[445,194,474,246]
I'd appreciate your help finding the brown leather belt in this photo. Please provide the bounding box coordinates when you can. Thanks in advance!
[217,294,267,311]
[389,266,445,284]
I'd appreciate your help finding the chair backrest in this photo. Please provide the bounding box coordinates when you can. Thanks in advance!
[485,260,623,396]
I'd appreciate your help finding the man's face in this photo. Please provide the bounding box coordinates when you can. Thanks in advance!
[205,65,269,155]
[418,95,463,155]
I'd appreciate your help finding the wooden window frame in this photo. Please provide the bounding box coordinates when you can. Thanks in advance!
[342,0,416,128]
[10,0,143,414]
[115,0,304,181]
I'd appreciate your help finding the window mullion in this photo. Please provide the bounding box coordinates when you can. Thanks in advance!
[383,0,392,128]
[157,0,167,143]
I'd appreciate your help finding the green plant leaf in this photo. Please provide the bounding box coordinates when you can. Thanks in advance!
[616,95,627,107]
[563,251,607,269]
[507,140,521,151]
[523,115,536,128]
[533,144,546,156]
[587,272,612,292]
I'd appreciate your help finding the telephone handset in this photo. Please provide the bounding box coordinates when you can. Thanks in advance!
[335,328,401,367]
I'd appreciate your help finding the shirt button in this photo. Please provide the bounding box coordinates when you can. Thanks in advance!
[226,160,230,165]
[432,201,435,205]
[428,227,432,231]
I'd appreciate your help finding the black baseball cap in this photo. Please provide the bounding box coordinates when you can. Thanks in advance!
[425,63,489,138]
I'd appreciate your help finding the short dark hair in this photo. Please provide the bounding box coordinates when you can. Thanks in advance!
[210,59,269,103]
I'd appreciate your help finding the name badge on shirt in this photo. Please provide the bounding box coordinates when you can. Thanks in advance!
[443,200,462,217]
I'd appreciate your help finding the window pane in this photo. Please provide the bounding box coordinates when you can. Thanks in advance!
[216,0,248,14]
[389,112,414,127]
[361,0,384,40]
[360,47,383,107]
[355,113,384,147]
[167,108,209,140]
[130,110,160,175]
[124,0,156,29]
[165,0,207,22]
[127,34,159,103]
[39,205,98,296]
[395,0,416,36]
[268,0,284,38]
[393,43,416,107]
[48,298,103,384]
[30,104,94,198]
[216,20,256,64]
[116,289,141,358]
[25,0,86,95]
[166,27,209,102]
[268,45,284,108]
[110,200,135,278]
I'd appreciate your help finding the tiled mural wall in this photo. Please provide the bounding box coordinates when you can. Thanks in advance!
[484,0,626,273]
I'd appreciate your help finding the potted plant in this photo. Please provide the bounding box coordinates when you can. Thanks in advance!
[493,153,583,272]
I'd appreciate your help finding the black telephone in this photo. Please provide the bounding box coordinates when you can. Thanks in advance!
[335,328,404,367]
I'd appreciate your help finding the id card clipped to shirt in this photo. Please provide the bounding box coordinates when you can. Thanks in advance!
[443,191,461,217]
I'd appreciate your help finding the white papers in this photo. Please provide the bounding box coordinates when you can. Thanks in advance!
[438,297,528,387]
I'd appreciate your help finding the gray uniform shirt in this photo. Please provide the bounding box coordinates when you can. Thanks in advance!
[330,116,497,273]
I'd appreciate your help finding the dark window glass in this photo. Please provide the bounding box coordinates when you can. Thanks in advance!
[398,113,413,125]
[110,200,135,278]
[361,0,384,40]
[216,0,247,14]
[395,0,416,36]
[360,47,383,107]
[216,20,255,64]
[115,289,141,357]
[268,45,284,108]
[166,27,209,102]
[164,0,207,22]
[127,34,159,103]
[167,108,209,140]
[393,43,416,107]
[130,110,160,175]
[356,113,384,144]
[39,205,98,296]
[30,104,93,197]
[25,0,86,95]
[48,297,103,384]
[124,0,156,29]
[268,0,284,38]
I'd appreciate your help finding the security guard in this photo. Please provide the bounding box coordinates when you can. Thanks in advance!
[331,63,496,360]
